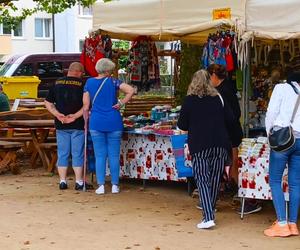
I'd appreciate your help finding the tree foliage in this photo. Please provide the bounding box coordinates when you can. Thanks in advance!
[112,40,130,70]
[0,0,96,29]
[177,42,202,103]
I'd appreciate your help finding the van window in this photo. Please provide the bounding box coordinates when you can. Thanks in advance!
[13,63,34,76]
[0,63,13,76]
[37,62,63,77]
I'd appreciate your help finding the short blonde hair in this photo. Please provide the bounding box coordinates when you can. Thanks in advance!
[187,69,218,97]
[95,58,115,74]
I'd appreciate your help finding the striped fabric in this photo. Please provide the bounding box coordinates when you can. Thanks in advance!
[192,147,228,222]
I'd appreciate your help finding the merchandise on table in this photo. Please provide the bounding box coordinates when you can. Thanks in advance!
[87,104,192,181]
[238,137,289,201]
[123,105,183,136]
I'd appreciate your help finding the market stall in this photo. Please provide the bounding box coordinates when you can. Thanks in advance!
[86,0,247,182]
[89,0,300,188]
[236,0,300,217]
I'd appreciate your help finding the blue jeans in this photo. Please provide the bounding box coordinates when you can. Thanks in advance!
[90,130,122,185]
[56,129,84,167]
[269,139,300,223]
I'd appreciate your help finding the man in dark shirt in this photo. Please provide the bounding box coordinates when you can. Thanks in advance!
[0,84,10,112]
[208,64,262,215]
[45,62,91,190]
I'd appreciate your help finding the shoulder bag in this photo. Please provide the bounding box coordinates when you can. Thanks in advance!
[268,83,300,152]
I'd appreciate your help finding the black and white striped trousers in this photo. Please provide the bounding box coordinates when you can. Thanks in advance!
[192,147,228,222]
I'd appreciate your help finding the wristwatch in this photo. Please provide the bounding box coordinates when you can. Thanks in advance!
[118,99,125,107]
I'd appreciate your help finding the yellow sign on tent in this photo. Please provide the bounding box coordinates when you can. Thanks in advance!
[213,8,231,20]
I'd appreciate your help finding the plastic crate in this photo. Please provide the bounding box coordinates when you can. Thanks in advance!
[0,76,40,99]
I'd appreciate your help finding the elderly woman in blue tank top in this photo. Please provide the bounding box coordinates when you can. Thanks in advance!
[83,58,134,195]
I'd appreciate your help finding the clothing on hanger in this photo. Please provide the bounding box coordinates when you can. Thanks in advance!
[127,36,160,92]
[80,33,113,77]
[201,31,236,71]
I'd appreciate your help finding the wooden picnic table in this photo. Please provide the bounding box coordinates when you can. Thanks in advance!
[4,119,55,170]
[5,120,54,128]
[18,102,45,108]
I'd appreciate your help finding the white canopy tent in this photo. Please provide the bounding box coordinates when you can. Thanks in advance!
[92,0,246,43]
[93,0,300,42]
[92,0,300,137]
[245,0,300,40]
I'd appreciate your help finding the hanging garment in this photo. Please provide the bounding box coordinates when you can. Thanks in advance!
[80,34,112,77]
[128,36,160,91]
[201,32,236,71]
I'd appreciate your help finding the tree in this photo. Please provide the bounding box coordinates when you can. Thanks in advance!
[0,0,96,28]
[112,40,130,70]
[177,42,202,103]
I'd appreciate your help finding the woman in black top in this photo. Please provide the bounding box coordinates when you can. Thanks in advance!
[178,69,234,229]
[208,64,243,187]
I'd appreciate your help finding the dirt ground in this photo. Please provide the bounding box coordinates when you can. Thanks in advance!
[0,166,299,250]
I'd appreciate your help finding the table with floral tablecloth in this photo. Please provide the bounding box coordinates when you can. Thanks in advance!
[87,131,193,181]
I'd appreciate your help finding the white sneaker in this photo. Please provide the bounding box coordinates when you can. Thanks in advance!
[111,185,120,194]
[95,185,105,195]
[197,220,216,229]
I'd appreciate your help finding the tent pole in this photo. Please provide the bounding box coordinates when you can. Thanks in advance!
[242,41,251,138]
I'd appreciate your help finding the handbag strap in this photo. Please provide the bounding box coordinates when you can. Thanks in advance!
[217,93,224,107]
[92,77,109,106]
[291,93,300,123]
[289,82,300,123]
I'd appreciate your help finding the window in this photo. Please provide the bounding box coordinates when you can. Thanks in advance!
[0,22,11,35]
[35,18,51,38]
[79,40,85,52]
[13,21,23,37]
[78,5,93,16]
[37,62,63,77]
[13,64,33,76]
[0,21,23,37]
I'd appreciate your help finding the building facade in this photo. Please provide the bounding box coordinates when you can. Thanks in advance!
[0,0,93,61]
[54,5,93,53]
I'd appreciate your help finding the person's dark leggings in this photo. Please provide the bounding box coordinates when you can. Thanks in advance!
[192,147,227,222]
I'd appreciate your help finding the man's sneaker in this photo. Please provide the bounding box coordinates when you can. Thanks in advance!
[237,201,262,215]
[95,185,105,195]
[59,182,68,190]
[289,223,299,236]
[264,221,291,237]
[197,220,216,229]
[196,203,217,212]
[112,185,120,194]
[75,182,94,191]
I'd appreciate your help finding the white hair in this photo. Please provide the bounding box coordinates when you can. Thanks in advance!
[95,58,115,74]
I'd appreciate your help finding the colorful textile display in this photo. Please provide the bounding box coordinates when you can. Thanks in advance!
[80,33,112,77]
[127,36,160,91]
[202,31,237,72]
[238,137,289,201]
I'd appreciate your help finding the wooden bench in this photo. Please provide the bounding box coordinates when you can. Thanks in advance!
[0,109,56,171]
[0,141,24,174]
